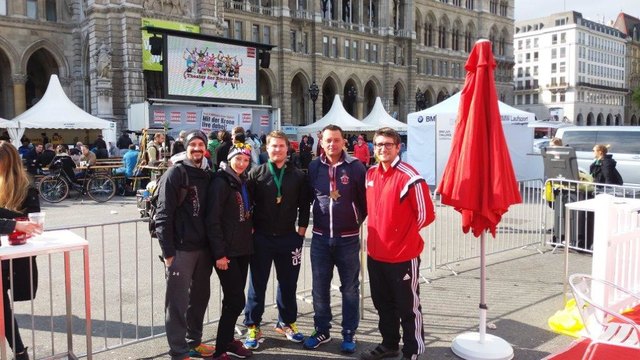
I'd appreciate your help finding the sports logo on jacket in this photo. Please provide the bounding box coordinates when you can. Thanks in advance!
[340,173,350,185]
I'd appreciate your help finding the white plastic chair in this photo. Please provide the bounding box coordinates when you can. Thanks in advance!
[569,273,640,360]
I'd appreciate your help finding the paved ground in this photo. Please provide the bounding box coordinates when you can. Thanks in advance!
[28,195,591,360]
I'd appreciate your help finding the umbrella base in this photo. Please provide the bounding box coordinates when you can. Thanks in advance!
[451,332,514,360]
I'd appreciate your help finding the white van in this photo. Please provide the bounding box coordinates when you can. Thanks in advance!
[555,126,640,185]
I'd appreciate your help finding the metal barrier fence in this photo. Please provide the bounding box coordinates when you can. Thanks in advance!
[10,179,547,359]
[544,179,640,254]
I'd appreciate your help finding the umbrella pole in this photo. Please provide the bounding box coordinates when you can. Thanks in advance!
[479,231,487,343]
[450,231,513,360]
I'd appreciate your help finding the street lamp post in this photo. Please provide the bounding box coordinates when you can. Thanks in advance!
[309,81,319,123]
[415,87,426,111]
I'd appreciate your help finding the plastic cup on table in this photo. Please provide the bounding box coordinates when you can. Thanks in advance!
[28,212,46,228]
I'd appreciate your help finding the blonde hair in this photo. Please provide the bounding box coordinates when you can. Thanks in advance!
[0,141,30,212]
[594,144,610,155]
[549,137,563,146]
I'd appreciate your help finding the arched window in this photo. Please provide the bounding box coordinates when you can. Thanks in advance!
[439,25,447,48]
[425,23,433,46]
[465,0,474,10]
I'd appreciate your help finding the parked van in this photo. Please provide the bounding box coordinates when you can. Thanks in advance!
[555,126,640,185]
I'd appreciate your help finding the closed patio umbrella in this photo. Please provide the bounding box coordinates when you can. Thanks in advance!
[437,39,522,360]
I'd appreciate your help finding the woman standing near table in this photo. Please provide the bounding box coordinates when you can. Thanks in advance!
[0,141,42,360]
[590,144,624,185]
[206,144,254,360]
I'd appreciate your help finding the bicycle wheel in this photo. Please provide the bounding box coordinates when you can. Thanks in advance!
[38,175,69,203]
[86,174,116,202]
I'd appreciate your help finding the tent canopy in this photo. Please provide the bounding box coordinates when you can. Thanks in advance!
[361,97,408,132]
[298,95,376,132]
[3,74,116,147]
[407,92,537,185]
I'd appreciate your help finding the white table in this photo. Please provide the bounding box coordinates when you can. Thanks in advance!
[0,230,92,360]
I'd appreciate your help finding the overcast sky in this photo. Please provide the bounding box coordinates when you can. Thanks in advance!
[514,0,639,23]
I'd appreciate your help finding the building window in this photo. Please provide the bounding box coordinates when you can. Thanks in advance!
[223,20,231,38]
[426,59,433,75]
[533,66,538,75]
[27,0,37,19]
[559,62,565,72]
[551,63,557,73]
[365,42,370,62]
[45,0,57,21]
[560,47,566,58]
[465,0,474,10]
[438,25,447,48]
[552,34,557,45]
[234,21,243,40]
[303,32,309,54]
[290,30,297,52]
[0,0,6,16]
[372,44,378,63]
[499,1,508,16]
[489,0,498,14]
[323,36,330,57]
[263,26,271,44]
[344,39,350,59]
[533,93,538,104]
[331,37,338,58]
[533,51,539,61]
[560,32,566,43]
[551,94,557,102]
[425,24,434,47]
[252,25,260,43]
[352,40,358,61]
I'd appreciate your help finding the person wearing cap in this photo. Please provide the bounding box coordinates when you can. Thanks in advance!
[243,130,311,349]
[353,135,370,167]
[155,130,215,360]
[206,143,254,360]
[303,124,367,353]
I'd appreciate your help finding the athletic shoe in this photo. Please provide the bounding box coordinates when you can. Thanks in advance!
[227,339,253,358]
[212,353,231,360]
[360,344,400,360]
[189,342,215,358]
[243,325,263,349]
[274,321,304,343]
[302,330,331,349]
[341,332,357,353]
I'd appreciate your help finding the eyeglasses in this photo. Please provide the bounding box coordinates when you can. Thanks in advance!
[374,142,397,149]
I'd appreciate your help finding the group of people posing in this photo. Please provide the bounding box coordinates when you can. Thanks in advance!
[154,125,435,360]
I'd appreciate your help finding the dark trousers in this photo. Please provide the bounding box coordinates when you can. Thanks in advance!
[3,289,25,354]
[367,256,425,357]
[244,232,303,326]
[165,249,213,360]
[214,255,250,356]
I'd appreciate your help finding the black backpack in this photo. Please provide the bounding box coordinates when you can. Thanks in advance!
[148,164,189,238]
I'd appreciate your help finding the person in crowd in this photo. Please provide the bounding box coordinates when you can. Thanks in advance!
[155,130,214,360]
[549,137,563,147]
[246,130,261,166]
[24,143,44,176]
[69,142,83,157]
[304,125,367,353]
[51,132,63,145]
[80,144,97,167]
[18,138,31,159]
[108,141,118,157]
[114,144,140,178]
[243,130,311,349]
[171,130,187,156]
[40,132,49,145]
[231,126,246,145]
[353,135,370,167]
[207,131,220,170]
[360,127,435,360]
[258,144,268,165]
[93,134,108,159]
[299,135,313,170]
[49,145,77,182]
[38,143,56,169]
[117,131,134,156]
[145,133,165,166]
[316,131,324,158]
[215,130,232,169]
[590,144,623,185]
[206,143,254,360]
[0,140,44,360]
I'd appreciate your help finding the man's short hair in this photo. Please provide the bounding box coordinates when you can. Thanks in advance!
[374,127,401,145]
[266,130,290,147]
[208,131,216,140]
[44,143,53,150]
[321,124,344,138]
[128,144,136,150]
[154,133,165,141]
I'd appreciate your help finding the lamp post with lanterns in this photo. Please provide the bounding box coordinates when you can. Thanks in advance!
[309,81,319,123]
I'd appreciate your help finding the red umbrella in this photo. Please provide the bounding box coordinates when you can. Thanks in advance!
[437,39,521,359]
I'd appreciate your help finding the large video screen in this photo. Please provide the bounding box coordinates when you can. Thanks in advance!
[164,34,258,104]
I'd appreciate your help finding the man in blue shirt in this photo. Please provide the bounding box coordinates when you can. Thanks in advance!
[115,144,140,178]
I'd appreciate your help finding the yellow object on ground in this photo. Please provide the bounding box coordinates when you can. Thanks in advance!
[548,298,584,338]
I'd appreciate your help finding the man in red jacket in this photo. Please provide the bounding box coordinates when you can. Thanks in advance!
[361,127,435,360]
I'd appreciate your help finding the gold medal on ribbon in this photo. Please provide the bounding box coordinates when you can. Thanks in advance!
[330,190,341,201]
[276,196,282,204]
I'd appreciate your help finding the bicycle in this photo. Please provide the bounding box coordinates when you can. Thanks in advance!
[38,165,116,203]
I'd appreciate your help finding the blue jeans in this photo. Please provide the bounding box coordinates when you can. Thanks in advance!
[310,234,360,336]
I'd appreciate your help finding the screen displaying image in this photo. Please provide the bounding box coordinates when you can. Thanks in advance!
[165,34,258,103]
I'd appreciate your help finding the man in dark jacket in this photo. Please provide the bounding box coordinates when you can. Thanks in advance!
[303,125,367,353]
[243,130,311,349]
[155,130,215,360]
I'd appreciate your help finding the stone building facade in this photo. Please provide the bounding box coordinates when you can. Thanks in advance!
[613,12,640,125]
[0,0,514,131]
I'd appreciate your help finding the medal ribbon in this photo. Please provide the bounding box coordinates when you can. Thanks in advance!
[328,163,337,196]
[268,160,285,201]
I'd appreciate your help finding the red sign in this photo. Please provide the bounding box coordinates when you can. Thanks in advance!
[153,110,166,124]
[247,47,256,58]
[242,113,252,124]
[260,114,270,126]
[171,111,181,123]
[186,111,197,124]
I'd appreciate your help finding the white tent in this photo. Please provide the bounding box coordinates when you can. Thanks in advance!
[298,95,376,133]
[361,97,408,132]
[6,75,116,147]
[407,92,537,185]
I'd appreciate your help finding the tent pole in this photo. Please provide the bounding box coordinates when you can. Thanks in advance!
[479,231,487,343]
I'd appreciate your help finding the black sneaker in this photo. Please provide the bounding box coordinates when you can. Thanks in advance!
[360,344,399,360]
